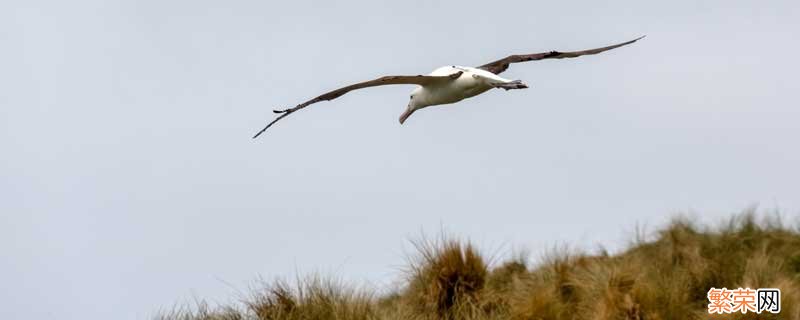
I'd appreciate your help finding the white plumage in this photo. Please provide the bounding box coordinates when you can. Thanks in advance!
[401,66,526,124]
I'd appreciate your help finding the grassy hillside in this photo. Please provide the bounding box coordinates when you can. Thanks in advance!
[157,212,800,319]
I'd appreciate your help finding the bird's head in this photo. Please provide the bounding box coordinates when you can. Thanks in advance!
[408,87,427,109]
[400,88,426,124]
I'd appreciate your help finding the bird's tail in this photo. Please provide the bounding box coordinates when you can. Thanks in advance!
[492,80,529,91]
[399,108,415,124]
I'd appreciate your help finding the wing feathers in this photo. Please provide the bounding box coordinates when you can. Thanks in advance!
[252,73,461,138]
[478,36,645,75]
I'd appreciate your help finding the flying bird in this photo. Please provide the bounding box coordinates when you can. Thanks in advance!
[253,36,644,138]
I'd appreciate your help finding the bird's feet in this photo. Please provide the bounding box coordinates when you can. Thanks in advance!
[273,108,292,114]
[492,80,529,91]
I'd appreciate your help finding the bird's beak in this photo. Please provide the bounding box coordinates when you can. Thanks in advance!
[399,103,415,124]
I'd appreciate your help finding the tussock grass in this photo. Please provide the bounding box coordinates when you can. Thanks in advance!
[155,301,243,320]
[403,237,489,319]
[245,276,376,320]
[156,211,800,320]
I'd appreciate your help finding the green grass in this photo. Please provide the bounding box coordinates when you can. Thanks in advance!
[156,211,800,319]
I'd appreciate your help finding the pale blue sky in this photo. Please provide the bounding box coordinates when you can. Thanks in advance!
[2,0,799,319]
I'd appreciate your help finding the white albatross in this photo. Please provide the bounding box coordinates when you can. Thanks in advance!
[253,36,644,138]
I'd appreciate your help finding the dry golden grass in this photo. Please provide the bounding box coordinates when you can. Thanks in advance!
[402,237,489,319]
[156,211,800,320]
[245,276,376,320]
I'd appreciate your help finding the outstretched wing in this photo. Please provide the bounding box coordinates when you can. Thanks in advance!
[252,73,463,138]
[477,36,645,75]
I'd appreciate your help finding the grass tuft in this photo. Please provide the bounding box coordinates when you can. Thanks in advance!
[404,236,489,319]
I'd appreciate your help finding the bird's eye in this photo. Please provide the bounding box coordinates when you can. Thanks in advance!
[410,95,413,99]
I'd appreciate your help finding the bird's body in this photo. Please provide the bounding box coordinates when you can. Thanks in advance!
[401,66,524,123]
[419,66,512,105]
[252,36,645,138]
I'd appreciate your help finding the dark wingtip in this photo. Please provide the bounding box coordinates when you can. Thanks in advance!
[254,108,296,139]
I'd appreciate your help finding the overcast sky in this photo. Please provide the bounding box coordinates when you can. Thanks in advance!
[2,0,799,319]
